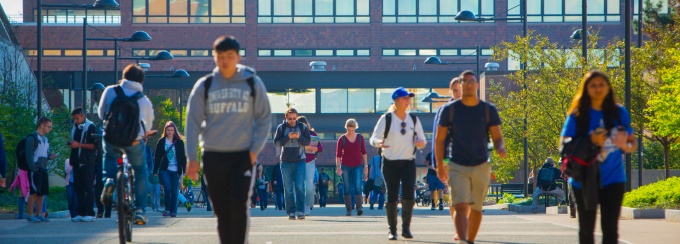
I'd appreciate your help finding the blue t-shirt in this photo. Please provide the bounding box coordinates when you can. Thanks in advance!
[561,105,632,188]
[437,100,501,166]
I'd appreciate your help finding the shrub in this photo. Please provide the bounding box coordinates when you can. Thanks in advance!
[623,177,680,209]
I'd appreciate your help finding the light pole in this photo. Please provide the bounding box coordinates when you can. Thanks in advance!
[454,0,528,196]
[424,45,481,78]
[36,0,119,117]
[637,0,643,188]
[117,51,175,62]
[624,0,633,192]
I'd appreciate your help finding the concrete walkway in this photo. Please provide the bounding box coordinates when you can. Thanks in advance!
[0,204,677,243]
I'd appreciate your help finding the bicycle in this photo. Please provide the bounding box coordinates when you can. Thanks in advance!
[114,151,135,244]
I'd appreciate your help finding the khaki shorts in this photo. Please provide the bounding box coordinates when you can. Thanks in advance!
[448,161,491,212]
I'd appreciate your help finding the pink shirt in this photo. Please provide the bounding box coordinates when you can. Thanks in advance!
[9,169,29,199]
[336,134,367,167]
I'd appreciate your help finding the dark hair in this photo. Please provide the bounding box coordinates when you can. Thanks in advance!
[122,64,145,83]
[567,70,620,135]
[285,108,298,117]
[297,116,313,131]
[459,70,477,80]
[71,107,85,116]
[37,117,52,128]
[213,35,240,53]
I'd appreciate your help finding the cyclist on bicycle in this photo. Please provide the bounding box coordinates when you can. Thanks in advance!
[98,64,156,225]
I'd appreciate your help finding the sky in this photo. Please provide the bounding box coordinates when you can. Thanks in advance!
[1,0,23,23]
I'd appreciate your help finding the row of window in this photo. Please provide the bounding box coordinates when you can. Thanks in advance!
[23,49,244,57]
[132,49,246,57]
[35,0,669,24]
[382,48,492,56]
[258,49,369,57]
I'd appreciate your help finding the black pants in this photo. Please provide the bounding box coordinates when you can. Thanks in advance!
[203,151,255,244]
[382,159,416,203]
[573,183,625,244]
[74,164,96,217]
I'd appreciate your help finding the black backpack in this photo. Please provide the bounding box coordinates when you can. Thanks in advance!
[16,133,38,171]
[537,167,555,191]
[104,86,146,147]
[202,74,255,104]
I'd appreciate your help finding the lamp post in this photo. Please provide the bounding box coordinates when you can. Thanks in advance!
[624,0,633,192]
[423,45,481,78]
[637,0,643,189]
[454,0,528,196]
[36,0,119,117]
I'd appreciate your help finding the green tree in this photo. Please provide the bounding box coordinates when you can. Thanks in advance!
[645,48,680,178]
[147,96,181,149]
[487,30,624,182]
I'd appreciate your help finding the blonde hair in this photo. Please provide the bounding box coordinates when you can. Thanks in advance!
[387,104,397,112]
[345,118,358,129]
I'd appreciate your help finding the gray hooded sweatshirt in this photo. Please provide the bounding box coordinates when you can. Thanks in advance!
[185,65,272,161]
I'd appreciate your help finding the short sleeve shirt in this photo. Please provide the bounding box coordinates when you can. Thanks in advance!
[437,100,501,166]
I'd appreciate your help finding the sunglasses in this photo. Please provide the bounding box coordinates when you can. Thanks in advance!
[286,117,297,121]
[401,122,407,135]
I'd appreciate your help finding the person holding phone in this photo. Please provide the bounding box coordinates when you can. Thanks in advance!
[273,108,311,220]
[68,108,97,222]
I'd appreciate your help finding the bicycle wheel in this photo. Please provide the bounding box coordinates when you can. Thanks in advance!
[117,171,127,244]
[126,169,133,242]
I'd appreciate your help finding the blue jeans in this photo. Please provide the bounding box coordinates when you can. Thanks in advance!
[147,180,161,210]
[281,160,305,215]
[103,140,147,212]
[160,170,180,214]
[318,186,328,207]
[304,160,316,213]
[370,188,385,209]
[341,165,363,195]
[258,188,268,210]
[274,191,284,210]
[66,184,78,218]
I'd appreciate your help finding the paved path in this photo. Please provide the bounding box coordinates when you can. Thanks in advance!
[0,204,677,243]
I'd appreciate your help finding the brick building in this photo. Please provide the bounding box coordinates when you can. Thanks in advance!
[10,0,662,179]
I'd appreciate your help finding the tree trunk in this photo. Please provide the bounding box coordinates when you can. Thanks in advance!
[663,141,670,180]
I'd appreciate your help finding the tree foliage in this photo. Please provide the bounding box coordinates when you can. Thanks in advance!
[487,30,624,182]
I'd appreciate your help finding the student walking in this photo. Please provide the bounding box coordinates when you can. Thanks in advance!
[255,164,269,210]
[336,118,368,216]
[370,87,427,240]
[297,116,322,215]
[25,117,57,223]
[434,71,507,244]
[154,121,187,217]
[560,70,636,244]
[274,108,311,220]
[185,36,272,243]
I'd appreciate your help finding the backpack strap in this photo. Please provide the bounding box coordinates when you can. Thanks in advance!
[410,114,418,155]
[202,74,213,105]
[384,113,392,140]
[113,85,125,98]
[246,77,255,98]
[341,135,346,148]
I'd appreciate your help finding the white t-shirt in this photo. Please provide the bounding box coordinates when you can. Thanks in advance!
[165,138,178,172]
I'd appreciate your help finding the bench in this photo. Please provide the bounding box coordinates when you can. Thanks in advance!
[487,184,502,201]
[500,183,526,198]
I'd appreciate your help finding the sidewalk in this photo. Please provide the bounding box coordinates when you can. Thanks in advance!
[0,204,677,243]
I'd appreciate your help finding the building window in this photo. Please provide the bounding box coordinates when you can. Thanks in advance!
[36,9,120,23]
[132,0,245,24]
[382,48,492,56]
[267,89,316,113]
[258,0,370,23]
[258,49,370,57]
[383,0,495,23]
[507,0,621,23]
[131,49,244,57]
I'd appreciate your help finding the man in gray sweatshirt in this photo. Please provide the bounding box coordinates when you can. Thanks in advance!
[273,108,311,220]
[185,35,271,244]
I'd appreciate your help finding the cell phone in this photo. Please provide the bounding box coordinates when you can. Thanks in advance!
[67,142,72,145]
[149,131,158,136]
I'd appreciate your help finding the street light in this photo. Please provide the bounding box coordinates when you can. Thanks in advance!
[146,69,191,78]
[36,0,119,117]
[455,0,529,196]
[117,51,175,61]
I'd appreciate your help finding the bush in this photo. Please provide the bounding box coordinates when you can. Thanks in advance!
[0,186,68,213]
[623,177,680,209]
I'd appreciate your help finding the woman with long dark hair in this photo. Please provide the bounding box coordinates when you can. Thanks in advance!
[561,70,636,244]
[153,121,187,217]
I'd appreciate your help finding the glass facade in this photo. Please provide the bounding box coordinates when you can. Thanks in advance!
[132,0,245,23]
[133,49,245,57]
[258,49,370,57]
[507,0,621,22]
[383,48,493,56]
[36,9,120,23]
[258,0,370,23]
[382,0,495,23]
[267,89,317,113]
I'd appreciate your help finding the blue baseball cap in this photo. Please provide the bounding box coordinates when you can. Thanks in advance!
[391,87,415,100]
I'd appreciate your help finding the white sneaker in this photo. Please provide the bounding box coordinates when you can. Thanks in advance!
[81,216,95,222]
[71,216,83,222]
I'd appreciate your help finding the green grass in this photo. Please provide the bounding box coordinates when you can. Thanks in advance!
[0,186,69,213]
[623,177,680,209]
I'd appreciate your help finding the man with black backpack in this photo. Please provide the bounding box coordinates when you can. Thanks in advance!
[531,157,566,213]
[274,108,311,220]
[435,71,507,244]
[98,64,155,225]
[21,117,56,223]
[184,36,272,244]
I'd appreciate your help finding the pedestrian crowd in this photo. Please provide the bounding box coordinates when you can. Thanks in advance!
[0,34,634,244]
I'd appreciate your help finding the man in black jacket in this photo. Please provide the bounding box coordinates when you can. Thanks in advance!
[69,108,98,222]
[531,157,566,213]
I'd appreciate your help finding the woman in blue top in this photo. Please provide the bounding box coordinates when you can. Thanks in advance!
[561,70,637,244]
